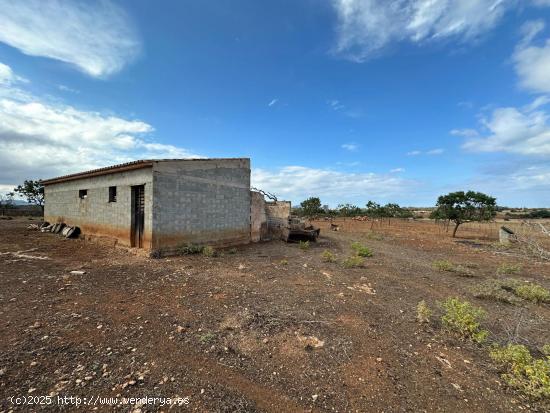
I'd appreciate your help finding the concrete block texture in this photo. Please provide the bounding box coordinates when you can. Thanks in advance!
[44,158,252,251]
[44,167,153,247]
[151,159,251,249]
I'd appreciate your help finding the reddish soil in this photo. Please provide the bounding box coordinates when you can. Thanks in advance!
[1,217,549,412]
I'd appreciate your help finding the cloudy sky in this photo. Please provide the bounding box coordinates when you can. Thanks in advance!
[1,0,550,207]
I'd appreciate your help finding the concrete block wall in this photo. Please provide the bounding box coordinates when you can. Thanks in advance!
[44,168,153,247]
[151,159,251,250]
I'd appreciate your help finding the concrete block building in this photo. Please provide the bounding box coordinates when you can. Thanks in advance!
[43,158,256,251]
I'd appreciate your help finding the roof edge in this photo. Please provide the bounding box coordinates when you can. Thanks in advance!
[41,158,250,185]
[41,160,154,185]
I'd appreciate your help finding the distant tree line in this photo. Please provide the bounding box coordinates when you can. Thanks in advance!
[295,190,501,238]
[294,197,414,219]
[505,209,550,219]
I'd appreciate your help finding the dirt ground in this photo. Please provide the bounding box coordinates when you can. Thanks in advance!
[1,217,549,412]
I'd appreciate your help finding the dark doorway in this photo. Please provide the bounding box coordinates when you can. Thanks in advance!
[131,185,145,248]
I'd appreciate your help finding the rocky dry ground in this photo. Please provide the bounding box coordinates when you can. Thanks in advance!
[0,217,549,412]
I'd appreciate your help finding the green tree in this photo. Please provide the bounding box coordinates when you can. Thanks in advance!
[433,191,496,237]
[365,201,382,218]
[337,203,362,217]
[14,180,45,212]
[300,197,323,216]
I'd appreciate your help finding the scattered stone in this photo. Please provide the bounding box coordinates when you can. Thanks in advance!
[312,394,319,401]
[298,335,325,350]
[70,270,86,275]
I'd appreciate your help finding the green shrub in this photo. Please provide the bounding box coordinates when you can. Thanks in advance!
[321,249,336,263]
[542,344,550,356]
[416,300,432,323]
[227,248,237,255]
[299,240,310,250]
[432,259,454,271]
[342,255,365,268]
[279,259,288,265]
[497,262,522,276]
[177,243,204,255]
[432,260,475,277]
[202,245,216,257]
[198,332,216,344]
[351,242,373,257]
[514,284,550,304]
[490,344,550,399]
[441,297,488,343]
[472,279,523,305]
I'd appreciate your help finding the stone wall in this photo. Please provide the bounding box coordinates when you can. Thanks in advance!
[250,191,268,242]
[264,201,291,240]
[151,159,251,250]
[44,167,153,247]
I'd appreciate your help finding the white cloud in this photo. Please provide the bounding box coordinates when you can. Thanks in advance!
[0,62,27,85]
[57,84,80,94]
[0,63,199,187]
[341,143,359,151]
[390,167,405,173]
[461,97,550,155]
[268,99,278,107]
[331,0,514,61]
[406,148,444,155]
[450,128,479,138]
[468,161,550,206]
[513,20,550,94]
[328,99,345,111]
[252,165,413,204]
[0,0,140,77]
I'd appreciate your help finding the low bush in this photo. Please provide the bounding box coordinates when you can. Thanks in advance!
[472,279,523,305]
[351,242,373,257]
[514,284,550,304]
[342,255,364,268]
[490,344,550,399]
[473,279,550,305]
[497,262,522,276]
[432,259,454,271]
[202,245,216,257]
[279,259,288,265]
[441,297,488,343]
[299,240,310,250]
[321,249,337,263]
[177,243,204,255]
[432,260,474,277]
[198,332,216,344]
[416,300,432,323]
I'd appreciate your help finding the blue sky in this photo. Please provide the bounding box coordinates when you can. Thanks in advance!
[1,0,550,207]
